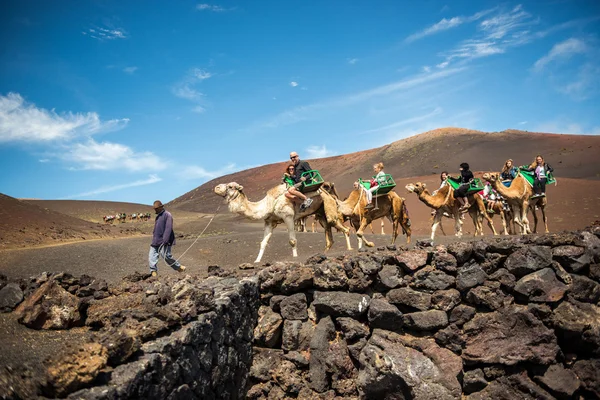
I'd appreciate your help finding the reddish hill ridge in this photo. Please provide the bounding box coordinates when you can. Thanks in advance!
[169,128,600,213]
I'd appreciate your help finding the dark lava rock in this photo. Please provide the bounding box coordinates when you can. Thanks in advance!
[282,320,313,351]
[462,305,559,366]
[387,287,432,311]
[447,241,473,266]
[487,238,522,255]
[269,295,286,312]
[432,252,458,274]
[505,246,553,278]
[309,316,336,393]
[552,299,600,355]
[431,289,461,312]
[434,324,466,354]
[568,274,600,303]
[357,329,462,399]
[376,265,403,290]
[410,266,455,292]
[253,306,283,348]
[97,328,141,366]
[336,317,369,341]
[449,304,476,327]
[552,245,591,273]
[463,369,487,394]
[312,291,370,319]
[368,299,403,331]
[250,348,284,382]
[573,358,600,398]
[487,268,516,291]
[466,282,511,311]
[306,253,328,264]
[535,363,580,399]
[313,261,348,290]
[403,309,448,331]
[513,268,568,303]
[0,282,23,312]
[395,250,429,272]
[456,264,488,292]
[581,231,600,263]
[279,293,308,321]
[467,372,554,400]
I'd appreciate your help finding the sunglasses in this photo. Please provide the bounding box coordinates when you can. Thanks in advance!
[290,156,298,160]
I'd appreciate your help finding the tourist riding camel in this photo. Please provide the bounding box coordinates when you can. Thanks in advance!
[289,151,314,211]
[214,181,351,263]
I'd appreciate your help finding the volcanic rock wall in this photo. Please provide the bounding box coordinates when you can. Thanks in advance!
[248,228,600,399]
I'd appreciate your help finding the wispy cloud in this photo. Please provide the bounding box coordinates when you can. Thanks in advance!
[61,139,167,171]
[250,67,465,130]
[172,68,212,112]
[519,121,528,125]
[533,38,588,71]
[83,26,127,40]
[63,174,162,199]
[123,66,138,74]
[196,4,235,12]
[305,145,336,159]
[180,163,241,180]
[0,92,128,143]
[290,81,299,87]
[358,107,444,135]
[405,8,495,43]
[347,58,358,65]
[536,120,600,135]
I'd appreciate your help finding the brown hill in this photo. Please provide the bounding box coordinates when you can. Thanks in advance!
[0,194,143,250]
[25,200,156,223]
[169,128,600,214]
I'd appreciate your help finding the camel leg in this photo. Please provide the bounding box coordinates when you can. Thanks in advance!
[381,220,385,235]
[470,209,482,236]
[453,211,463,237]
[324,226,334,252]
[391,217,399,245]
[541,205,549,233]
[333,219,353,250]
[284,217,299,258]
[357,219,375,247]
[431,213,443,241]
[499,209,508,235]
[255,221,276,263]
[530,204,539,234]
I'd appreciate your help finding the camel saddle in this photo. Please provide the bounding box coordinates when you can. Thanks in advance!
[300,170,324,193]
[358,174,396,197]
[517,169,557,187]
[447,177,484,195]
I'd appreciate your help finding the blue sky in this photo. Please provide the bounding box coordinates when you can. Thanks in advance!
[1,1,599,204]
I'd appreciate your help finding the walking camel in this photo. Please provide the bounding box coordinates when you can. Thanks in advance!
[214,182,351,263]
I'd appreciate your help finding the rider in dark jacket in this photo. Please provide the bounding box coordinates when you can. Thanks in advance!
[289,152,314,210]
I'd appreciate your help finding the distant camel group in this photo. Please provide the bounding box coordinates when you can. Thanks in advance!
[102,212,151,224]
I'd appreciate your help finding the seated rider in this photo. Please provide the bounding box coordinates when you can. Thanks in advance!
[454,162,474,212]
[500,159,518,186]
[482,182,498,214]
[432,171,449,215]
[283,164,311,209]
[289,151,314,210]
[365,162,385,210]
[525,154,553,198]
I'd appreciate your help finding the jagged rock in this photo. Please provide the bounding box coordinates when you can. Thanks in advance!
[336,317,369,341]
[552,299,600,354]
[313,261,348,290]
[552,245,591,273]
[14,280,82,330]
[479,253,507,275]
[434,324,465,353]
[463,369,487,394]
[97,328,141,366]
[258,263,313,295]
[343,256,380,292]
[591,263,600,282]
[376,265,403,290]
[284,351,309,368]
[312,291,370,319]
[208,265,229,276]
[403,310,448,331]
[467,372,554,400]
[487,238,522,255]
[433,252,458,274]
[410,266,455,292]
[297,387,336,400]
[487,268,516,291]
[282,320,313,351]
[395,250,429,272]
[0,283,23,312]
[306,253,328,264]
[569,274,600,303]
[573,358,600,398]
[466,282,511,310]
[449,304,476,326]
[357,329,462,399]
[250,348,284,382]
[309,316,336,393]
[471,241,487,262]
[456,264,487,292]
[273,360,304,394]
[527,303,553,323]
[447,241,473,266]
[253,306,283,348]
[279,293,308,320]
[347,338,368,362]
[367,299,403,331]
[529,232,580,247]
[166,384,196,400]
[269,295,286,312]
[431,289,461,312]
[483,366,506,380]
[45,342,108,397]
[505,246,553,278]
[326,335,357,389]
[535,364,580,399]
[387,287,431,311]
[581,231,600,263]
[513,268,568,303]
[462,305,559,366]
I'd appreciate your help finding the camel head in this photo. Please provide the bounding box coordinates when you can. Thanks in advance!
[405,182,425,195]
[482,172,498,183]
[214,182,244,202]
[321,181,339,198]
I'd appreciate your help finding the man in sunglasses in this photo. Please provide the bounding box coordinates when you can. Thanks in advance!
[289,151,314,210]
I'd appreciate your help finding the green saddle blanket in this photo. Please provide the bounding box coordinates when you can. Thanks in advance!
[518,168,557,187]
[447,177,485,194]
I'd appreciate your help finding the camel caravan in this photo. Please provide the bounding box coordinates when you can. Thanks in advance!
[102,212,151,224]
[214,152,555,263]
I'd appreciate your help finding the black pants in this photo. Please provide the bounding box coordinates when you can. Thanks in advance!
[533,177,547,194]
[454,183,470,198]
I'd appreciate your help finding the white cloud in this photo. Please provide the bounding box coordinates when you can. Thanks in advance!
[358,107,444,135]
[436,61,449,69]
[0,92,128,143]
[519,121,528,125]
[196,4,233,12]
[61,139,167,171]
[191,105,206,113]
[192,68,212,80]
[39,159,50,163]
[172,85,203,101]
[533,38,588,71]
[84,26,127,40]
[63,174,162,199]
[123,66,138,74]
[172,68,212,110]
[290,81,299,87]
[557,63,600,100]
[405,8,495,43]
[347,58,358,65]
[535,120,600,135]
[305,145,335,159]
[180,163,239,180]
